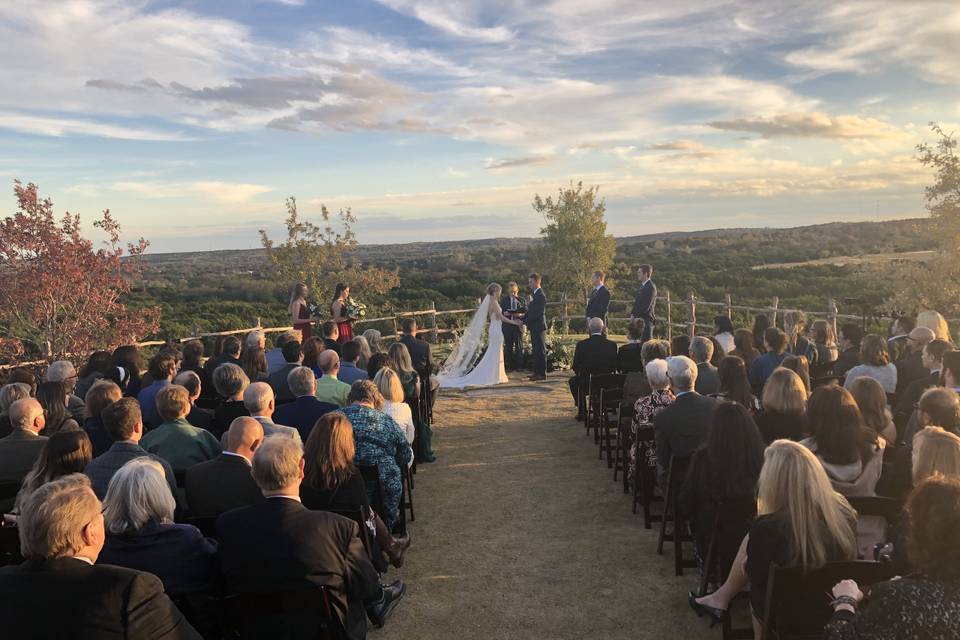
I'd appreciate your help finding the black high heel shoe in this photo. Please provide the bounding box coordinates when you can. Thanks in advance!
[687,592,724,628]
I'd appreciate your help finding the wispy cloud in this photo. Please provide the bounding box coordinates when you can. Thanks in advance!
[708,113,909,140]
[0,112,186,141]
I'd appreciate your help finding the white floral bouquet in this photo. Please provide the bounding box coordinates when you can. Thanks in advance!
[344,296,367,321]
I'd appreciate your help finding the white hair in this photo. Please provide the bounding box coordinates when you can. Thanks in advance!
[287,366,317,397]
[666,355,698,392]
[645,359,670,389]
[588,317,604,334]
[243,381,274,413]
[102,458,175,535]
[246,329,265,349]
[689,336,714,364]
[0,383,31,413]
[9,397,43,431]
[363,329,382,351]
[46,360,76,383]
[252,435,304,491]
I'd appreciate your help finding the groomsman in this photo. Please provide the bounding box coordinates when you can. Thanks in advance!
[585,270,611,324]
[501,282,526,372]
[630,264,657,343]
[524,274,548,382]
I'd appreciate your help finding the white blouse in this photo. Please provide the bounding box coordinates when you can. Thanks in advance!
[383,400,416,444]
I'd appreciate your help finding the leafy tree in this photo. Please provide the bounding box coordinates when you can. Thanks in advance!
[917,122,960,250]
[0,180,160,360]
[259,197,399,313]
[533,181,616,302]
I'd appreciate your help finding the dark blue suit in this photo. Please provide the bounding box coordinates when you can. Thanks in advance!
[524,288,548,377]
[585,285,611,323]
[273,395,339,441]
[501,294,526,370]
[631,279,657,342]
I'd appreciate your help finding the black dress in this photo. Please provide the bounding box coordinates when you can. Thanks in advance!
[300,470,370,513]
[754,411,807,444]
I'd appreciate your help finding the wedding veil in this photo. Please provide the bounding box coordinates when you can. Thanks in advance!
[438,294,492,380]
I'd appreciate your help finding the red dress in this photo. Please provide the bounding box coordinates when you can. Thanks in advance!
[333,301,353,343]
[293,302,312,340]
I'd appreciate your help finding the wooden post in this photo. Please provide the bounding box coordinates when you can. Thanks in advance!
[725,293,732,319]
[561,293,570,335]
[665,290,673,343]
[828,298,838,336]
[770,297,779,327]
[391,315,399,339]
[687,291,696,339]
[429,301,438,343]
[255,317,262,328]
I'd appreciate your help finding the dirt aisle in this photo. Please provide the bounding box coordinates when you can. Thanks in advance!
[374,372,714,640]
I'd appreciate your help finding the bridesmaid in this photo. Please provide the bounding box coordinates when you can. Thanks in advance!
[331,282,354,344]
[289,282,314,340]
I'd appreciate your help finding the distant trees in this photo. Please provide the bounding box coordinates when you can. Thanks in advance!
[0,181,160,360]
[533,182,616,303]
[259,197,399,311]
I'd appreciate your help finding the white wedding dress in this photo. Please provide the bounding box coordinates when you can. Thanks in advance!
[437,295,509,389]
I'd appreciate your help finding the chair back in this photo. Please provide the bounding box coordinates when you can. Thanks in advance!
[324,507,387,574]
[588,373,625,399]
[0,481,20,502]
[847,496,902,525]
[222,585,347,640]
[0,524,22,567]
[180,515,218,539]
[763,560,896,640]
[700,497,757,595]
[357,465,387,520]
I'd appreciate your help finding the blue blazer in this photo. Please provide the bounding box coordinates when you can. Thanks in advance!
[273,395,339,441]
[524,289,547,332]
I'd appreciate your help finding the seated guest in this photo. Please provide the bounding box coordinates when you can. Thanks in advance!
[622,339,671,408]
[752,314,771,352]
[202,335,241,391]
[748,327,789,392]
[628,359,675,487]
[84,398,176,500]
[917,309,952,343]
[363,329,383,355]
[242,382,301,443]
[826,476,960,639]
[273,366,338,441]
[239,345,268,383]
[708,336,726,367]
[185,417,265,517]
[844,334,897,394]
[679,402,764,558]
[301,413,410,568]
[36,380,80,435]
[45,360,85,422]
[302,336,326,378]
[834,323,863,379]
[99,458,217,596]
[112,344,144,398]
[805,319,839,373]
[690,336,719,396]
[713,316,736,355]
[568,318,618,418]
[82,380,122,456]
[75,350,112,400]
[730,328,760,368]
[216,435,399,638]
[0,382,31,439]
[173,371,213,431]
[896,327,935,395]
[671,335,691,364]
[103,365,133,396]
[266,330,300,374]
[386,343,420,402]
[140,386,221,472]
[848,377,897,444]
[339,341,370,386]
[353,336,372,370]
[617,321,645,374]
[0,475,200,638]
[211,363,250,438]
[754,368,808,443]
[887,314,915,358]
[179,339,204,376]
[376,368,416,446]
[341,381,413,530]
[652,356,718,485]
[912,426,960,485]
[713,356,759,412]
[367,352,388,380]
[691,440,857,635]
[137,353,177,430]
[781,354,812,393]
[12,429,92,516]
[322,320,342,355]
[315,350,351,407]
[784,310,810,357]
[5,367,38,395]
[0,398,48,491]
[895,339,952,433]
[266,339,303,403]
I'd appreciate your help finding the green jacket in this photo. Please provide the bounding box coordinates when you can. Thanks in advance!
[140,418,222,472]
[315,375,351,407]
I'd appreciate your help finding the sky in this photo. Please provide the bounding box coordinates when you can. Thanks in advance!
[1,0,958,253]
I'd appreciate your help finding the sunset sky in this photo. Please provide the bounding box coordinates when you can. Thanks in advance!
[1,0,958,252]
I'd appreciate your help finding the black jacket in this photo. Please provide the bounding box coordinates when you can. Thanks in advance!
[652,392,718,483]
[323,338,341,356]
[399,334,432,376]
[695,362,720,396]
[0,557,200,639]
[524,288,547,333]
[216,498,380,640]
[267,363,299,403]
[631,280,657,319]
[0,429,48,484]
[585,285,611,321]
[273,396,339,441]
[185,453,265,517]
[895,350,929,396]
[572,334,618,377]
[894,371,940,434]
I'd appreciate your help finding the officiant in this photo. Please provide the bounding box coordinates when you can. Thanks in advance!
[501,281,526,371]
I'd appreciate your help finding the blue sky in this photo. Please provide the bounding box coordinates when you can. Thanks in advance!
[1,0,958,252]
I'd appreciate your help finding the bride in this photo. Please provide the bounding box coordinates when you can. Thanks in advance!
[437,283,523,388]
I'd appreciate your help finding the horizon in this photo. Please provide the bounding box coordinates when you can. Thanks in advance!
[2,1,957,253]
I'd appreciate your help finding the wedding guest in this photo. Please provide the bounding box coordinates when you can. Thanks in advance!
[245,329,266,353]
[835,323,863,379]
[266,339,303,403]
[36,380,80,436]
[912,426,960,485]
[806,319,839,374]
[585,270,611,324]
[45,360,85,422]
[671,335,691,365]
[896,327,935,395]
[387,343,420,402]
[239,345,268,383]
[713,356,759,412]
[754,368,808,444]
[202,336,241,384]
[0,382,31,439]
[781,354,811,393]
[751,314,771,352]
[367,352,388,381]
[315,351,351,407]
[141,346,181,387]
[895,339,952,432]
[376,368,416,446]
[331,283,354,343]
[339,341,370,386]
[848,377,897,444]
[12,429,93,516]
[75,351,112,400]
[140,385,221,472]
[844,334,897,394]
[569,318,618,418]
[690,336,719,396]
[266,330,300,375]
[302,336,326,378]
[211,363,250,438]
[242,382,301,443]
[399,317,439,404]
[363,329,383,355]
[173,371,213,431]
[83,380,122,456]
[713,316,736,354]
[652,356,717,484]
[917,309,951,343]
[137,353,177,430]
[103,365,132,396]
[322,321,341,355]
[273,366,338,441]
[290,282,314,341]
[627,359,675,486]
[353,336,372,370]
[708,336,725,367]
[784,310,810,357]
[730,328,760,368]
[0,399,47,507]
[748,327,789,392]
[617,321,645,374]
[179,340,205,378]
[888,314,915,355]
[184,416,265,517]
[629,264,657,343]
[4,367,37,396]
[99,458,217,596]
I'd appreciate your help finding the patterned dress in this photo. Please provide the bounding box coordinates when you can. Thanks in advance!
[341,404,412,529]
[628,388,676,485]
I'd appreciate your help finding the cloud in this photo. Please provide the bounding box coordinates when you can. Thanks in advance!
[371,0,513,42]
[650,140,708,151]
[111,180,272,204]
[0,112,186,141]
[707,112,909,139]
[483,155,553,170]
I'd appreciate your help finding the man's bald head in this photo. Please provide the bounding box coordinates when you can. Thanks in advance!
[226,416,264,461]
[318,350,340,375]
[10,397,45,434]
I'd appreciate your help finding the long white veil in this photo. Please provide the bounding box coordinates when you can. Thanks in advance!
[438,294,492,381]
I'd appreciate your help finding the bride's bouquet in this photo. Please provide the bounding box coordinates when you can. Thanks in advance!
[344,296,367,321]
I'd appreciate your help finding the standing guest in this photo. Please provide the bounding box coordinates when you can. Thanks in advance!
[618,321,646,374]
[896,327,935,395]
[185,416,265,517]
[748,327,789,392]
[730,328,760,368]
[266,339,303,403]
[806,319,839,373]
[341,381,413,530]
[273,367,338,441]
[568,318,618,417]
[112,345,144,398]
[0,475,201,639]
[202,336,241,385]
[99,458,217,596]
[12,429,92,516]
[353,336,372,370]
[399,317,440,409]
[628,359,675,488]
[849,377,897,444]
[0,398,48,488]
[713,356,759,412]
[781,354,812,393]
[302,336,326,378]
[585,270,611,324]
[137,353,177,430]
[289,282,314,341]
[690,336,720,396]
[321,320,342,356]
[835,324,863,379]
[0,382,31,439]
[315,351,352,407]
[75,351,112,400]
[140,386,221,472]
[387,343,421,402]
[652,356,718,484]
[630,264,657,343]
[825,476,960,639]
[242,382,301,443]
[501,281,526,372]
[524,273,548,381]
[912,427,960,485]
[331,283,354,344]
[83,380,122,456]
[895,339,953,432]
[266,330,300,375]
[375,368,416,446]
[844,334,898,394]
[363,329,383,355]
[216,435,395,638]
[754,368,808,444]
[917,309,952,343]
[84,398,177,500]
[36,380,80,435]
[45,360,85,422]
[211,363,250,438]
[713,316,736,355]
[239,345,268,383]
[339,341,370,386]
[173,371,213,432]
[783,310,810,357]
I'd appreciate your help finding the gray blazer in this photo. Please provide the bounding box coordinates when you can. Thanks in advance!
[84,441,177,500]
[0,429,48,484]
[220,416,301,448]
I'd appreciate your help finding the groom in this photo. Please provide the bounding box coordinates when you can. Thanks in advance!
[524,273,547,381]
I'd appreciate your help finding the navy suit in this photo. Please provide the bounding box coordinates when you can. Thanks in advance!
[501,294,526,370]
[273,395,339,441]
[84,441,178,500]
[524,288,548,377]
[585,285,611,323]
[631,279,657,342]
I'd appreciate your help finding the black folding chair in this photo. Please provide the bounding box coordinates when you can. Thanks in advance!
[0,481,21,515]
[0,524,22,567]
[586,373,623,447]
[599,386,623,467]
[221,585,348,640]
[656,455,697,575]
[613,400,636,493]
[698,497,757,640]
[179,515,218,539]
[401,464,415,523]
[325,507,387,574]
[358,464,405,536]
[631,423,662,529]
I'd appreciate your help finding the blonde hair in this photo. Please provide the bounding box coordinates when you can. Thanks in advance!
[155,384,190,422]
[374,367,404,403]
[18,474,100,559]
[387,342,415,375]
[761,368,807,415]
[486,282,502,297]
[912,426,960,484]
[848,376,893,441]
[103,458,175,534]
[758,440,857,569]
[917,310,951,343]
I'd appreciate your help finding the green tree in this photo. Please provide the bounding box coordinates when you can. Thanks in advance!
[259,197,399,314]
[532,181,616,302]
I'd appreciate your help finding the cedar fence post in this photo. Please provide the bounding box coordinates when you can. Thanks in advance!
[665,290,673,343]
[561,293,570,335]
[392,314,399,339]
[429,301,438,343]
[687,291,696,339]
[828,298,838,336]
[770,297,779,327]
[725,293,732,319]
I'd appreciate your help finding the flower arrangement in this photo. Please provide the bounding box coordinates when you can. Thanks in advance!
[344,296,367,321]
